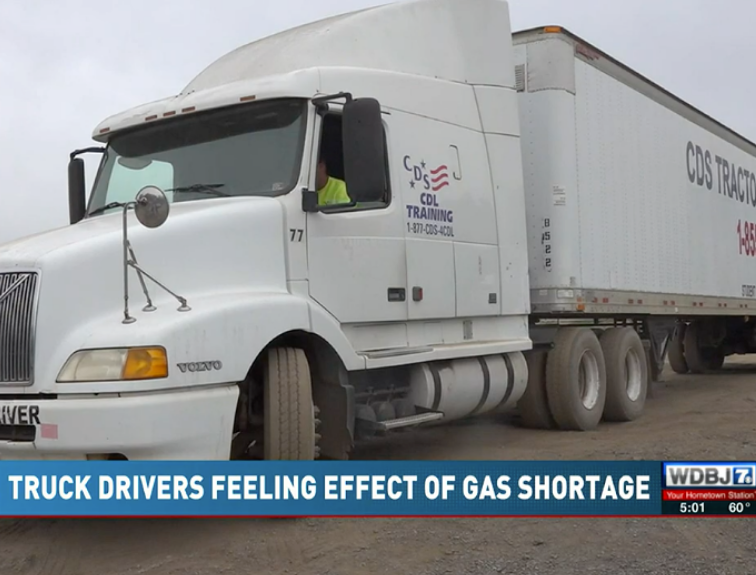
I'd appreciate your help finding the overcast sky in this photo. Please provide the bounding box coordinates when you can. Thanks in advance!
[0,0,752,244]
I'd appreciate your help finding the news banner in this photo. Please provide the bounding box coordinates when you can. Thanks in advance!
[0,461,754,517]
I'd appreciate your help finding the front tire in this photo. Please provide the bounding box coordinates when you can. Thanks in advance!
[264,347,318,460]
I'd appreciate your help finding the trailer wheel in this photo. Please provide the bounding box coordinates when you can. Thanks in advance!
[599,327,648,422]
[682,322,709,375]
[264,347,318,460]
[668,323,688,374]
[545,328,607,431]
[517,349,556,430]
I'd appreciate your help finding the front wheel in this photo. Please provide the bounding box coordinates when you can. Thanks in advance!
[264,347,319,460]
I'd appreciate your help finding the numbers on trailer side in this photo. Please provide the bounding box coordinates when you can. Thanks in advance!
[290,228,304,242]
[542,218,552,271]
[737,220,756,256]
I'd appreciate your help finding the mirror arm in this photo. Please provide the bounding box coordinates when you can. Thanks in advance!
[119,185,189,324]
[312,92,353,115]
[70,146,106,161]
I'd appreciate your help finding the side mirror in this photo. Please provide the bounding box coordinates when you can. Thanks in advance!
[342,97,386,204]
[68,157,86,224]
[134,185,170,229]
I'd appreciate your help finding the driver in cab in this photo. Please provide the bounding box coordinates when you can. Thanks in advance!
[316,158,351,206]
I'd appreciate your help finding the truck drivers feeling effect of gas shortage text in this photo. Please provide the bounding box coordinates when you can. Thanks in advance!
[0,0,753,462]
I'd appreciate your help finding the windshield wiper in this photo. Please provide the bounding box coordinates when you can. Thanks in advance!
[168,183,230,197]
[88,201,126,217]
[86,183,230,217]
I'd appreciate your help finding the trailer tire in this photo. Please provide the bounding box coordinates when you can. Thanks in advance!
[545,328,607,431]
[683,322,709,374]
[599,327,648,422]
[517,349,556,430]
[264,347,318,460]
[668,323,688,374]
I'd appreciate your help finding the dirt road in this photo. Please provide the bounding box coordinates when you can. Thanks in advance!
[2,358,755,575]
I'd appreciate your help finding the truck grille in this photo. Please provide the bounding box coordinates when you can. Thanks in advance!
[0,272,38,385]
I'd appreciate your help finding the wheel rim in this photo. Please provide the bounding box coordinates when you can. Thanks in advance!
[625,348,643,402]
[578,350,601,410]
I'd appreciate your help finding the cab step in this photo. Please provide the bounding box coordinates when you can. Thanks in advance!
[357,409,444,432]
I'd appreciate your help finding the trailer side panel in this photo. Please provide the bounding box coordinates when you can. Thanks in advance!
[515,29,756,315]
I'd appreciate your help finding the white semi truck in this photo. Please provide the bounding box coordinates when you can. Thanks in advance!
[0,0,753,461]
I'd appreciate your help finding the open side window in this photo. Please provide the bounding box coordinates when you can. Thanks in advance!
[317,111,392,211]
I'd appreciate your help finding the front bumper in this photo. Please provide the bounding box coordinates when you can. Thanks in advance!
[0,384,239,460]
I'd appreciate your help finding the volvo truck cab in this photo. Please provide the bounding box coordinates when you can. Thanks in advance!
[0,0,534,461]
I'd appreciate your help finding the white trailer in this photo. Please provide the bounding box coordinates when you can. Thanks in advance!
[0,0,753,460]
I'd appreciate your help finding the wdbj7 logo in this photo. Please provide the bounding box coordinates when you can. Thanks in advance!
[665,464,756,487]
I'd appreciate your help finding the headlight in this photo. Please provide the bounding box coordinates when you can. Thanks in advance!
[57,347,168,382]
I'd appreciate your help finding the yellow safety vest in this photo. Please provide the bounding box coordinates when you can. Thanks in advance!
[318,177,351,206]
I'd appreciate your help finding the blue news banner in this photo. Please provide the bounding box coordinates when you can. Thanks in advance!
[0,460,754,517]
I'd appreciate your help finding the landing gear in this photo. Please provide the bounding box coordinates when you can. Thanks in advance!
[681,321,726,374]
[668,322,689,374]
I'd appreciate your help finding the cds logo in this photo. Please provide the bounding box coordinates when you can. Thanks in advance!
[403,154,455,238]
[403,156,450,192]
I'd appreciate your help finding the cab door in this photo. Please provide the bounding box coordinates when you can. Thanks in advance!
[305,109,409,338]
[398,113,501,321]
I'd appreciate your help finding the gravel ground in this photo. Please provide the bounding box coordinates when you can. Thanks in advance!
[2,357,756,575]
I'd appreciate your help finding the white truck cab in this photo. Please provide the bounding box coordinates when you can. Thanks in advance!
[0,0,533,460]
[6,0,748,461]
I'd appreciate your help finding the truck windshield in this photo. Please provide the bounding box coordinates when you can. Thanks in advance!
[87,98,307,215]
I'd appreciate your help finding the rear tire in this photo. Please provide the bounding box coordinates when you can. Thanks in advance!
[545,328,607,431]
[668,323,688,374]
[518,349,556,430]
[599,327,648,422]
[264,347,317,460]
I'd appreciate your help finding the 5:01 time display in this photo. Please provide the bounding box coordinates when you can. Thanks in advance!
[679,502,706,514]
